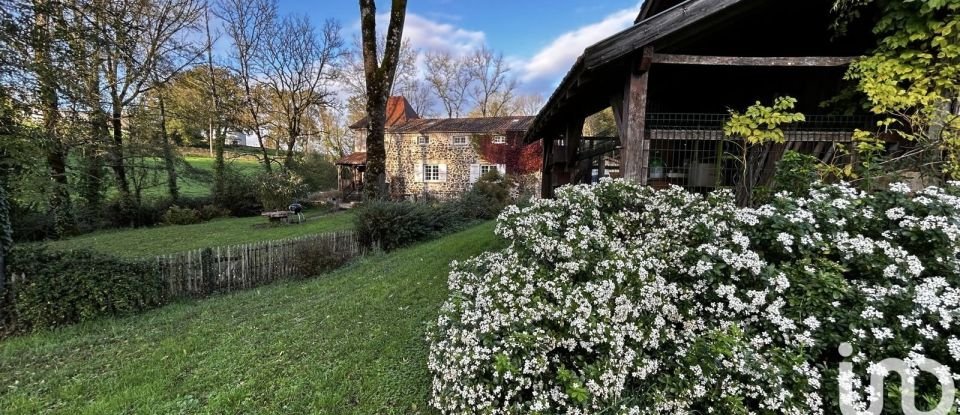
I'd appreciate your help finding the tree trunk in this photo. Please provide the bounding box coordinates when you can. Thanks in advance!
[208,122,214,157]
[109,105,131,198]
[364,91,387,199]
[359,0,407,199]
[81,95,109,210]
[204,7,227,202]
[284,127,298,170]
[0,180,11,320]
[76,8,106,212]
[214,125,226,203]
[33,0,74,236]
[158,90,179,201]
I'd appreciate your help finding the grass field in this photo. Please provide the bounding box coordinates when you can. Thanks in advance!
[130,155,262,200]
[41,209,356,258]
[0,222,501,414]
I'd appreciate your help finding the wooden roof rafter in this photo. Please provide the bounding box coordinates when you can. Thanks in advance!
[585,0,746,70]
[526,0,751,143]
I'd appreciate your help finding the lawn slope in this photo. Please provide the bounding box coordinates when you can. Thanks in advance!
[0,222,501,414]
[41,210,355,258]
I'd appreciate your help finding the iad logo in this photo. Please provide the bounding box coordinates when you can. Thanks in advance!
[838,343,956,415]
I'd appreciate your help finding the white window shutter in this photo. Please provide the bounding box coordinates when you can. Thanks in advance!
[414,163,423,182]
[438,164,448,182]
[469,164,480,183]
[497,164,507,176]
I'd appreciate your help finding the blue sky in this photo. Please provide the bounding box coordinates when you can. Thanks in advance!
[278,0,643,94]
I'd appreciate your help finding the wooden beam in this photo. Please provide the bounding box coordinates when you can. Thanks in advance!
[620,49,652,184]
[582,136,618,141]
[651,54,857,67]
[577,142,619,161]
[639,47,655,71]
[585,0,745,69]
[610,94,625,144]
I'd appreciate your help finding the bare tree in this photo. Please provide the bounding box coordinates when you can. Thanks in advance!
[397,78,434,117]
[424,50,472,118]
[259,15,342,169]
[341,36,419,114]
[468,45,517,117]
[99,0,203,212]
[358,0,407,199]
[509,93,545,116]
[217,0,276,171]
[308,104,353,159]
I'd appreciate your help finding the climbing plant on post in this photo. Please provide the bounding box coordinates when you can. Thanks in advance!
[723,97,805,206]
[358,0,407,199]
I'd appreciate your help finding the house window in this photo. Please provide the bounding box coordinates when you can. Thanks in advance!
[480,165,498,176]
[423,164,440,181]
[452,135,468,145]
[417,135,429,145]
[492,135,506,144]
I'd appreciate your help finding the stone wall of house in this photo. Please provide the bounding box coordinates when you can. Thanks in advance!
[385,132,502,199]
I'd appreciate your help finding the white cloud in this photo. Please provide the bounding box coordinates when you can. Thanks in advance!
[519,5,638,85]
[373,12,485,55]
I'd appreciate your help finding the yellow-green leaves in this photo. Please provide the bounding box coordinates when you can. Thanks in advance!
[838,0,960,180]
[723,97,806,145]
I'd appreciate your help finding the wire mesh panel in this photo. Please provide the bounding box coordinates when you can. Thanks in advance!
[571,113,873,193]
[641,113,871,193]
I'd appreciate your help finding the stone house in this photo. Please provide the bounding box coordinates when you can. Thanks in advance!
[337,97,537,200]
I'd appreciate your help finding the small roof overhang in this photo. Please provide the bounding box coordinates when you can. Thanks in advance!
[335,152,367,166]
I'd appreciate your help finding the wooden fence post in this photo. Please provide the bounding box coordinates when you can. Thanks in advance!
[151,230,361,302]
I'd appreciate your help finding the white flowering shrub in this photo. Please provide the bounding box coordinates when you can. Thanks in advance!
[428,179,960,414]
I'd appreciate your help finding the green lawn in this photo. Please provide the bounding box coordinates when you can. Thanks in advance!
[42,209,356,258]
[0,222,501,414]
[129,155,262,200]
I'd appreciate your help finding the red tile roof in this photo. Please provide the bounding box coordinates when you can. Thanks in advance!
[349,96,420,129]
[335,151,367,166]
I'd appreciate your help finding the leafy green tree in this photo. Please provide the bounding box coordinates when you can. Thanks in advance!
[161,63,245,147]
[837,0,960,181]
[0,87,26,313]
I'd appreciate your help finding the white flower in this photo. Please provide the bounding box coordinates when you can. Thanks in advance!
[429,179,960,414]
[948,337,960,362]
[889,182,912,193]
[777,232,795,252]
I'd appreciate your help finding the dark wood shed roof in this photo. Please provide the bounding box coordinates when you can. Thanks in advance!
[526,0,750,142]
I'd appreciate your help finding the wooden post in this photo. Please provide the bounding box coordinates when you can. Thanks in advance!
[621,47,653,184]
[565,117,585,184]
[541,137,554,198]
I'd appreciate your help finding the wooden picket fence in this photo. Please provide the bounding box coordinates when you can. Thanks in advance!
[155,230,363,299]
